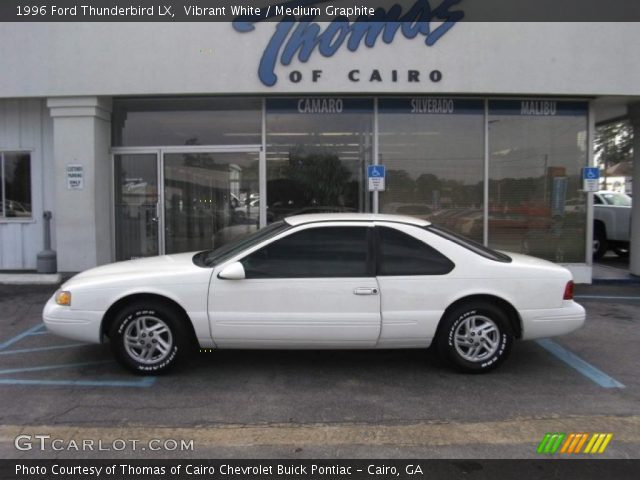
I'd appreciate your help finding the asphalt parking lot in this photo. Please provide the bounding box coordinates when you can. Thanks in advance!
[0,283,638,459]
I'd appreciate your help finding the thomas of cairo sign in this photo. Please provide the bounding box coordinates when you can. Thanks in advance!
[232,0,463,86]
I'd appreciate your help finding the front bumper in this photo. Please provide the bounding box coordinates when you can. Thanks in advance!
[42,295,103,344]
[520,301,586,340]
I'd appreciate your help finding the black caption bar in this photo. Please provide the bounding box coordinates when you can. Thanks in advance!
[1,0,640,22]
[1,460,639,480]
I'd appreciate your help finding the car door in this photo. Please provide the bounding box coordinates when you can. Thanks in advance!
[209,223,381,348]
[374,222,455,348]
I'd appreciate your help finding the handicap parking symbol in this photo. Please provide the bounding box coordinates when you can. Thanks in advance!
[368,165,385,178]
[367,165,386,192]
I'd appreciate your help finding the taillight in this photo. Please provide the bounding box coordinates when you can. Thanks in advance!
[563,281,574,300]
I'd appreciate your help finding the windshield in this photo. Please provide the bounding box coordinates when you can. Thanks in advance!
[600,192,632,207]
[193,221,290,268]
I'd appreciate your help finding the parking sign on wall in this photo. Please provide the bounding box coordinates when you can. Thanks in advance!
[368,165,386,192]
[582,167,600,192]
[66,164,84,190]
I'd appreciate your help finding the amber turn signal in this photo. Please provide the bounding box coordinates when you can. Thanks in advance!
[55,290,71,306]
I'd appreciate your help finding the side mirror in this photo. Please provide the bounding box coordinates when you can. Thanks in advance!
[218,262,245,280]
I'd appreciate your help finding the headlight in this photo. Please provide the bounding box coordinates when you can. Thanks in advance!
[55,290,71,306]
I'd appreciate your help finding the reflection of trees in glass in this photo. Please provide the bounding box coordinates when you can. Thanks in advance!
[285,148,351,206]
[385,169,415,203]
[5,155,31,207]
[385,168,482,209]
[596,121,632,168]
[415,174,440,198]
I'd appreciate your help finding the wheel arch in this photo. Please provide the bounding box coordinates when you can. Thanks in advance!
[594,219,607,237]
[100,293,197,344]
[434,294,523,341]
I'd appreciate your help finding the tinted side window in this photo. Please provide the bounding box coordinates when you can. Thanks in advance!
[378,227,454,276]
[242,227,370,278]
[594,195,603,205]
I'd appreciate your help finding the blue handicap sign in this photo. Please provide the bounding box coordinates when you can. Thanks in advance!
[368,165,386,178]
[583,167,600,180]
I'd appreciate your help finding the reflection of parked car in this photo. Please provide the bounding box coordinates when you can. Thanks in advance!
[268,205,356,222]
[1,199,31,217]
[564,198,586,214]
[233,198,260,223]
[217,206,358,248]
[429,208,484,241]
[593,191,631,259]
[45,213,584,375]
[382,203,432,220]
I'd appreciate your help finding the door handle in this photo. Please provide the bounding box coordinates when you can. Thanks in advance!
[353,287,379,296]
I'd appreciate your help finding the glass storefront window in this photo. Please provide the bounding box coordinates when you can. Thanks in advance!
[378,98,485,242]
[164,151,260,253]
[110,96,592,265]
[113,97,262,147]
[0,152,32,219]
[265,97,373,221]
[488,100,588,262]
[114,154,159,260]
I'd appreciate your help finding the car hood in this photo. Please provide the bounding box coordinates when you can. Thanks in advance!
[64,252,203,287]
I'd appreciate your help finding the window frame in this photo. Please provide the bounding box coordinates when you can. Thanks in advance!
[226,220,458,279]
[0,151,33,222]
[237,223,377,279]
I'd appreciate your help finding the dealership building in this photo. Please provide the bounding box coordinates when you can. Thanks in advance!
[0,18,639,283]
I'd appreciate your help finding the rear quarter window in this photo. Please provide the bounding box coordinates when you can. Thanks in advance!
[377,226,454,275]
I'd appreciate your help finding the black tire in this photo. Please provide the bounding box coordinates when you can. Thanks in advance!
[109,301,191,375]
[436,302,514,373]
[593,228,608,260]
[613,247,630,258]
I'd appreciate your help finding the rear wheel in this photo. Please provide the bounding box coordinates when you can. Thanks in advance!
[613,247,630,258]
[109,301,191,374]
[436,302,514,373]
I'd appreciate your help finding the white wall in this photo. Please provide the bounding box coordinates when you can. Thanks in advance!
[0,22,639,97]
[48,97,112,272]
[0,99,53,269]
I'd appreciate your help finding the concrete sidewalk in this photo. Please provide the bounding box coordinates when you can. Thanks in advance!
[593,254,640,284]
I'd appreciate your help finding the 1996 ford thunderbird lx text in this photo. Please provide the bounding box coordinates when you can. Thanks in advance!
[44,214,585,374]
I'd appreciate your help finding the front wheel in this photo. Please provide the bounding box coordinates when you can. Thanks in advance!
[109,302,190,374]
[436,303,514,373]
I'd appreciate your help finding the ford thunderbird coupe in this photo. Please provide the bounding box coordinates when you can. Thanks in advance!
[43,213,585,374]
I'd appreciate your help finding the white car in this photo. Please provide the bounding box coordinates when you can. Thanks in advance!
[43,213,585,374]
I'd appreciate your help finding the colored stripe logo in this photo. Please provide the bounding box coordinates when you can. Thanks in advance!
[537,433,613,454]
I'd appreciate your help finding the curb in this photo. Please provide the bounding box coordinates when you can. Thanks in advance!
[0,273,62,285]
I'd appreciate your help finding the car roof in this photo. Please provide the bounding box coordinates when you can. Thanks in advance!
[284,212,431,227]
